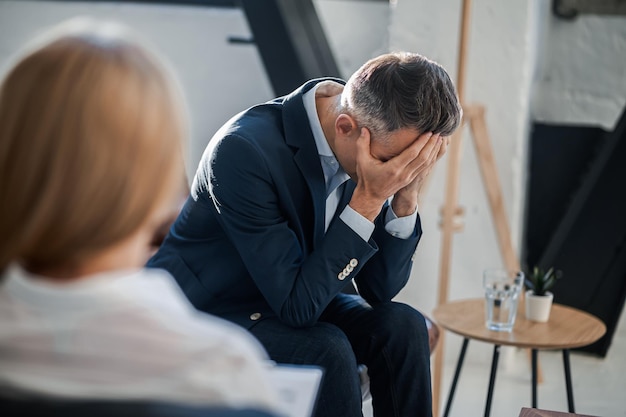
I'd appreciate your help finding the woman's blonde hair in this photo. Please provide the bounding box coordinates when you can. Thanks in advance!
[0,18,187,272]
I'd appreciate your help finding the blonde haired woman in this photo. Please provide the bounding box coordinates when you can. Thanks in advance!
[0,18,278,415]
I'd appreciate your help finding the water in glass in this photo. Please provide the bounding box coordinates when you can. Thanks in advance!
[483,269,524,332]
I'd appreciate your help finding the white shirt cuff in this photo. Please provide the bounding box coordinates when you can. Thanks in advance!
[339,205,375,242]
[384,204,418,239]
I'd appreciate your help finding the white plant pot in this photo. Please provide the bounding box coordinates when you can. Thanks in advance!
[525,291,553,322]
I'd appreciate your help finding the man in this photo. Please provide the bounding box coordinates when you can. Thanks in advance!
[149,52,461,417]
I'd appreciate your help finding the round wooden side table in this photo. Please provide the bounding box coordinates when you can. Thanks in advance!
[433,298,606,417]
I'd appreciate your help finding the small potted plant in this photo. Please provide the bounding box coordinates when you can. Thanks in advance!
[524,266,562,322]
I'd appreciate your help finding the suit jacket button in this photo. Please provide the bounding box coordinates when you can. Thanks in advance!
[337,272,346,281]
[349,258,358,267]
[250,313,262,321]
[343,267,351,276]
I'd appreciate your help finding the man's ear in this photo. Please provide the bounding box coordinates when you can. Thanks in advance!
[335,114,358,138]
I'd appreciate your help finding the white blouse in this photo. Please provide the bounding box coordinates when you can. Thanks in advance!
[0,264,278,412]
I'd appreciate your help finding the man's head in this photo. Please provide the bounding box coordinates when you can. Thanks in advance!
[341,52,461,141]
[330,52,461,177]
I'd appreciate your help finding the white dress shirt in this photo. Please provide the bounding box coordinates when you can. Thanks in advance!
[0,264,278,412]
[302,80,417,240]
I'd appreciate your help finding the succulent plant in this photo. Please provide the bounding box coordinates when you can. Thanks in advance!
[524,266,562,296]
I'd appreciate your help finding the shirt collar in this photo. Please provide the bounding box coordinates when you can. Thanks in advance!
[302,81,350,187]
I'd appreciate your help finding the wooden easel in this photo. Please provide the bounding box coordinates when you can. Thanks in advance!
[430,1,542,415]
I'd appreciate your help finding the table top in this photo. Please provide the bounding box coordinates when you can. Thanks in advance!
[433,298,606,349]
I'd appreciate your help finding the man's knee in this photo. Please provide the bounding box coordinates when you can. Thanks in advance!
[312,323,360,377]
[383,303,439,353]
[258,321,359,379]
[372,302,430,350]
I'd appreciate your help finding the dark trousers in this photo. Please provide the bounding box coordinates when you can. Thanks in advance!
[249,293,433,417]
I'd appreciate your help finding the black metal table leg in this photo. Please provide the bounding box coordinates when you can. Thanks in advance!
[443,338,470,417]
[531,349,538,408]
[563,349,575,412]
[484,344,501,417]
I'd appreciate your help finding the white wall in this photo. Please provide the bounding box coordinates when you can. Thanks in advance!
[532,13,626,130]
[0,0,274,182]
[314,0,390,77]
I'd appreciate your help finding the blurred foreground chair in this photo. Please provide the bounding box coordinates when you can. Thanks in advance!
[0,398,279,417]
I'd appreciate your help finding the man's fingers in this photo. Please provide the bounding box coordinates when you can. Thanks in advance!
[433,136,446,160]
[401,135,444,186]
[436,136,448,160]
[355,127,371,158]
[404,133,440,172]
[359,127,371,141]
[391,131,433,167]
[422,133,442,161]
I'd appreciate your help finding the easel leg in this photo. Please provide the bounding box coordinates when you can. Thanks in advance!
[432,0,473,413]
[468,107,544,384]
[432,332,446,417]
[433,124,466,416]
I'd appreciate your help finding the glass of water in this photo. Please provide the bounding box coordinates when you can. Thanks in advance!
[483,269,524,332]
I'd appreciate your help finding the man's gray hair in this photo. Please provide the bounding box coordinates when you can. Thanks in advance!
[341,52,462,141]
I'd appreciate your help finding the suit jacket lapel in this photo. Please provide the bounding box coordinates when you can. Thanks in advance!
[339,180,356,212]
[281,78,345,249]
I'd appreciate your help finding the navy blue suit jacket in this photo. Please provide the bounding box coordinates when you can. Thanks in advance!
[148,78,422,329]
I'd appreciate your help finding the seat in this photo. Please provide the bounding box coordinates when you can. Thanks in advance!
[0,398,279,417]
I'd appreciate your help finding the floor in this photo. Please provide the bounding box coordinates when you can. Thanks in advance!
[363,306,626,417]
